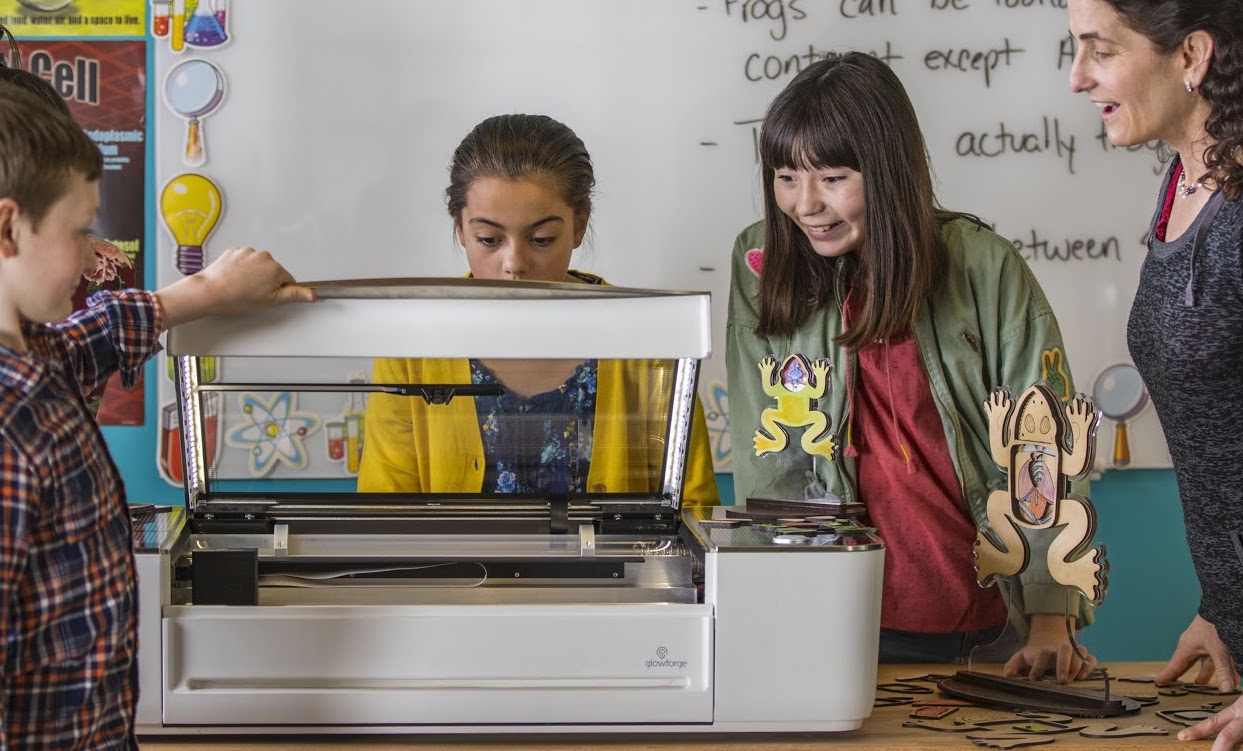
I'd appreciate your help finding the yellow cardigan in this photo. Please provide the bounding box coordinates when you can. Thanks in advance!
[357,357,719,508]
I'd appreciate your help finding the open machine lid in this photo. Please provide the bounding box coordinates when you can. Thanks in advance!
[166,279,710,533]
[168,278,711,360]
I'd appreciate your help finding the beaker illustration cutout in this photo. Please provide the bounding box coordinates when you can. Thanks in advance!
[1091,363,1149,468]
[185,0,228,48]
[159,393,221,485]
[160,173,221,275]
[164,58,225,167]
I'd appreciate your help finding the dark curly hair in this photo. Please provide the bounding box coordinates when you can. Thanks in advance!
[1103,1,1243,200]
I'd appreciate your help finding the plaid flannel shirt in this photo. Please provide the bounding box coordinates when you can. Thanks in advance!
[0,290,162,751]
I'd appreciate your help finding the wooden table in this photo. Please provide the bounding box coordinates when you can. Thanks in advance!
[138,662,1227,750]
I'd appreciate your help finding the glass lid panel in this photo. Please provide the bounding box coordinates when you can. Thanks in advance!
[183,354,683,503]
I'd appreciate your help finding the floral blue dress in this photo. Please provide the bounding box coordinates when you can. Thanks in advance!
[470,359,599,494]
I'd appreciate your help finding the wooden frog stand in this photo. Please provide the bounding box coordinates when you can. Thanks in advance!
[944,383,1134,718]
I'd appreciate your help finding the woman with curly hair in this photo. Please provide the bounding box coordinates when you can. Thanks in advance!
[1070,1,1243,747]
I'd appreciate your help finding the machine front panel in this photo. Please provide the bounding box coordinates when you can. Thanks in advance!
[162,603,713,726]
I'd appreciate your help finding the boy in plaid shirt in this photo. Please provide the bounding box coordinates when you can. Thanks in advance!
[0,86,313,749]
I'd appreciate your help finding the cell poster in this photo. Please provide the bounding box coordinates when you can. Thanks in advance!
[0,0,145,37]
[27,39,148,423]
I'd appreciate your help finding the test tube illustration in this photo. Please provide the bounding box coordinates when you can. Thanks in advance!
[159,402,184,484]
[171,0,186,52]
[326,421,345,462]
[345,414,362,474]
[158,392,220,484]
[152,0,171,37]
[166,354,218,383]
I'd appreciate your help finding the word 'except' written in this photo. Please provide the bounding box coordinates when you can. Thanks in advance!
[740,39,1044,88]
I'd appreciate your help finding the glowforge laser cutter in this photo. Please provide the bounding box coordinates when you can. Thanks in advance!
[133,279,884,735]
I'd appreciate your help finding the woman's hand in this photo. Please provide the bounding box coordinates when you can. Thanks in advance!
[1155,615,1239,693]
[1179,695,1243,751]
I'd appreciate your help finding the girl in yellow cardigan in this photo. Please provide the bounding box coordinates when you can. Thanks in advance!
[357,114,718,507]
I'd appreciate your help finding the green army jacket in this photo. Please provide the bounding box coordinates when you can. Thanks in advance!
[726,218,1093,632]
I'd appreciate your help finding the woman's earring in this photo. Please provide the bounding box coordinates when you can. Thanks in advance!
[1186,81,1195,93]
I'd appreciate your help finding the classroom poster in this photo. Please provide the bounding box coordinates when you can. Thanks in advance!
[0,0,144,37]
[28,40,148,423]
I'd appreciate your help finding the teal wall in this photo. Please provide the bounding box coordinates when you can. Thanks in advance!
[116,388,1194,665]
[713,468,1195,662]
[1080,469,1197,661]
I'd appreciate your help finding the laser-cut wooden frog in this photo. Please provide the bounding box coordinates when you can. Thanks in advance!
[753,354,836,460]
[973,381,1107,604]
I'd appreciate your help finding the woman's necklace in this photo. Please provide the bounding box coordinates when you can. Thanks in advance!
[1177,168,1209,198]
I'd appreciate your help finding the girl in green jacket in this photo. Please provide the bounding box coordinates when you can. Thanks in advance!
[727,52,1094,681]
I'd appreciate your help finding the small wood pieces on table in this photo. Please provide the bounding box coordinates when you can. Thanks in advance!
[1078,722,1169,738]
[877,682,933,695]
[1155,708,1216,726]
[965,733,1056,749]
[896,672,955,683]
[909,705,958,720]
[740,496,866,517]
[902,720,978,733]
[913,696,977,707]
[880,666,1236,746]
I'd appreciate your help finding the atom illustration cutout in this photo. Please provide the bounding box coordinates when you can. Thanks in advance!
[225,392,322,475]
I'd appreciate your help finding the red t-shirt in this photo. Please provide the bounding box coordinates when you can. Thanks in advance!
[846,300,1008,633]
[1154,162,1181,242]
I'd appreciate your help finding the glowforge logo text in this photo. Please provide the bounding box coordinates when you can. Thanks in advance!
[645,646,688,670]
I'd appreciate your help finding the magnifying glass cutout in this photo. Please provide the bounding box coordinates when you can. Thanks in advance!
[164,58,225,167]
[1091,363,1149,468]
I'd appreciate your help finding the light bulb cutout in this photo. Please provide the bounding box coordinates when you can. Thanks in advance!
[161,173,222,275]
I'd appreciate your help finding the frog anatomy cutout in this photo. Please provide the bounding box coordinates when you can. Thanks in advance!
[753,354,836,460]
[973,382,1107,604]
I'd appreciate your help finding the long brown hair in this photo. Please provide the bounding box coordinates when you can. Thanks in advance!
[756,52,962,349]
[1101,1,1243,200]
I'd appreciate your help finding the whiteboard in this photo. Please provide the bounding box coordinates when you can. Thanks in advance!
[153,0,1171,474]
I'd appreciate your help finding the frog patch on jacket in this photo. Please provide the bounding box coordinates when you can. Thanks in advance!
[753,354,836,460]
